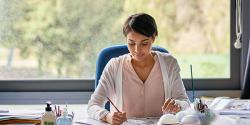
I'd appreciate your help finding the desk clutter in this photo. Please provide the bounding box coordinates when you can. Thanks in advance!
[157,97,250,125]
[0,97,250,125]
[0,101,74,125]
[201,96,250,116]
[157,99,216,125]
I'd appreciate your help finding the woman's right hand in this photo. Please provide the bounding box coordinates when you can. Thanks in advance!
[105,112,127,125]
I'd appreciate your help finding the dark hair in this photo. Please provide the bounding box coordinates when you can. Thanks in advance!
[123,13,158,38]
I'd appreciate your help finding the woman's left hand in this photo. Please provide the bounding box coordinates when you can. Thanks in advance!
[162,98,181,114]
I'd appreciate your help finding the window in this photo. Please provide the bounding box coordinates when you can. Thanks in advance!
[0,0,239,91]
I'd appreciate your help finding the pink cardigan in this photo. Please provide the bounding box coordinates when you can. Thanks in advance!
[87,51,190,120]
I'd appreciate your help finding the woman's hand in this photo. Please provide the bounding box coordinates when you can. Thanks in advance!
[104,112,127,125]
[162,98,181,114]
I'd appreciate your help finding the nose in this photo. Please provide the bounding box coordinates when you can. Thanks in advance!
[135,44,141,53]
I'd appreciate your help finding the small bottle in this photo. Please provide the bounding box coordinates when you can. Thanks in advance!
[41,101,56,125]
[56,107,72,125]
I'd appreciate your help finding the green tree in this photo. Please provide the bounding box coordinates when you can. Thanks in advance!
[1,0,124,78]
[0,0,230,78]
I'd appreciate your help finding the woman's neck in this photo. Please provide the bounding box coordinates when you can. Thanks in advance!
[131,53,155,67]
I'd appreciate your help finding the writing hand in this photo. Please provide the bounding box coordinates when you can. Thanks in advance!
[162,98,181,114]
[105,112,127,125]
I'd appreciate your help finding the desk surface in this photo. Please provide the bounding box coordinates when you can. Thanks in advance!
[0,104,250,125]
[0,104,88,125]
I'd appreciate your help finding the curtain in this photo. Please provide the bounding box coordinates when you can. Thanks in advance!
[241,41,250,99]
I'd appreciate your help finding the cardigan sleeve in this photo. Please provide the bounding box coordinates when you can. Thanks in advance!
[87,58,117,120]
[169,58,191,110]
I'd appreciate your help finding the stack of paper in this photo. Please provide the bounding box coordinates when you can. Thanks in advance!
[217,99,250,116]
[0,109,9,113]
[0,109,43,121]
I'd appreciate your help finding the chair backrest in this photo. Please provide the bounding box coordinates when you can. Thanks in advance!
[95,45,168,110]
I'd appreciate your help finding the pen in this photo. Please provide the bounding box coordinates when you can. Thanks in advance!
[54,105,57,115]
[190,64,195,102]
[107,97,121,112]
[54,105,61,117]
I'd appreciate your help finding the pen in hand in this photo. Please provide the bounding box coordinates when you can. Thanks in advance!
[107,97,128,123]
[107,97,121,112]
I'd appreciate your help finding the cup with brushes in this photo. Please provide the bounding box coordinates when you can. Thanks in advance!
[157,98,216,125]
[54,104,74,125]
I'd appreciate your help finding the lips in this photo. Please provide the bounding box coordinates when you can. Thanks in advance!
[134,53,144,57]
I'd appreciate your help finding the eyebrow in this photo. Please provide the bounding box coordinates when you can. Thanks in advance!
[128,39,149,42]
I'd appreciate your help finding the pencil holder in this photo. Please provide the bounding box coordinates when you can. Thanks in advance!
[197,109,216,125]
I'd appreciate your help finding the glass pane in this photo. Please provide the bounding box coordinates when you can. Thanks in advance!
[0,0,229,79]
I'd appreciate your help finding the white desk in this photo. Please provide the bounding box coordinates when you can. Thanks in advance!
[0,104,88,125]
[0,104,250,125]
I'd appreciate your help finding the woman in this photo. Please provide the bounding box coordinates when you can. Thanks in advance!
[87,13,190,125]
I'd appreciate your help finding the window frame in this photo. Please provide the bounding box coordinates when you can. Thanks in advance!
[0,0,240,92]
[183,0,240,90]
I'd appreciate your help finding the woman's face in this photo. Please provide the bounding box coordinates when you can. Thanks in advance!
[126,31,155,61]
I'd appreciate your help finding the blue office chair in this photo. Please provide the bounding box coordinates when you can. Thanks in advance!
[95,45,168,110]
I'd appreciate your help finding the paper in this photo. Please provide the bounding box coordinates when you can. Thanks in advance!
[219,109,250,115]
[209,98,234,110]
[125,117,158,125]
[216,99,250,116]
[0,115,41,121]
[124,119,146,125]
[0,109,9,113]
[123,120,156,125]
[75,117,158,125]
[0,109,43,121]
[230,100,250,110]
[75,118,109,125]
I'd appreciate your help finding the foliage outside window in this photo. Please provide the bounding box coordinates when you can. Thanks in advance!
[0,0,229,79]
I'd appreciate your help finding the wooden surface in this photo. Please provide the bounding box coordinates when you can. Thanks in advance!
[0,119,41,124]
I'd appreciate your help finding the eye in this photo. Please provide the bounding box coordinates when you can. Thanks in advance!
[128,42,135,46]
[142,42,149,46]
